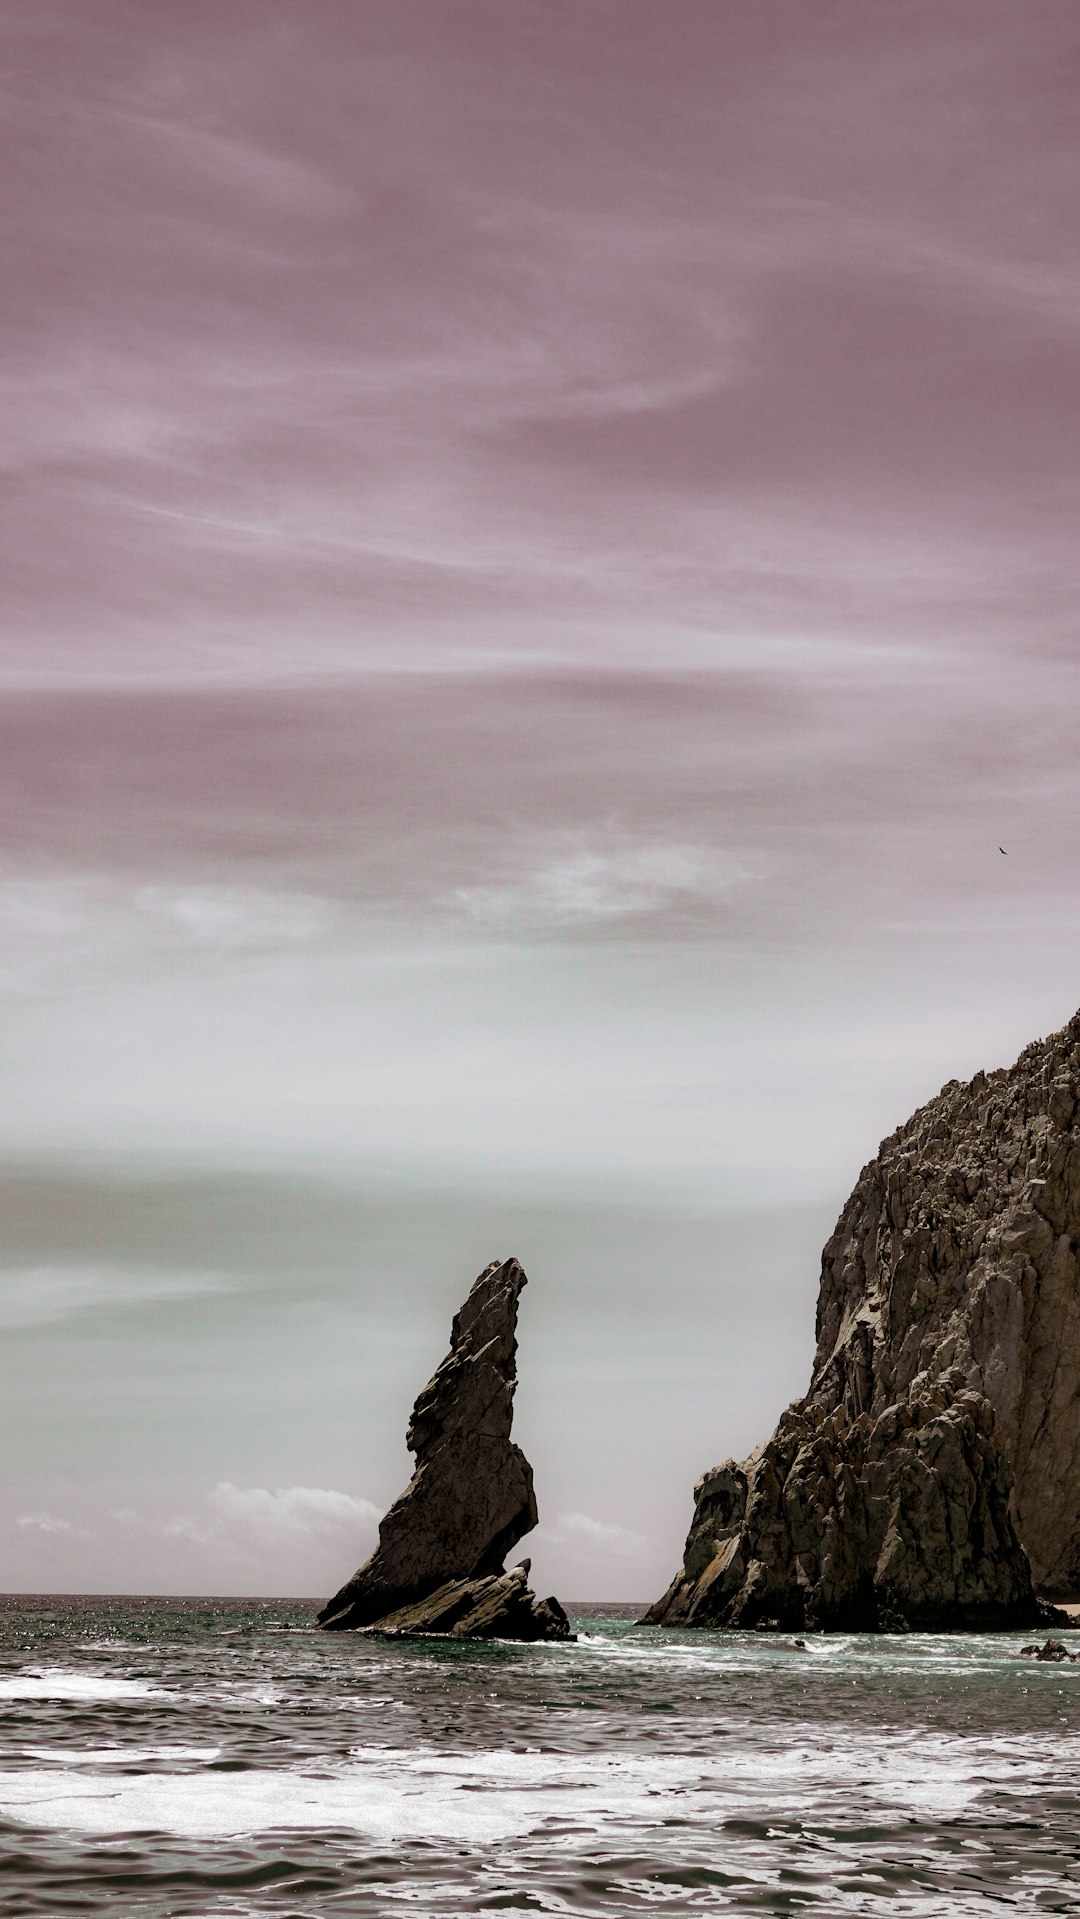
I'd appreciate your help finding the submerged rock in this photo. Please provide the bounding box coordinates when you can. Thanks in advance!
[319,1258,571,1640]
[648,1013,1080,1632]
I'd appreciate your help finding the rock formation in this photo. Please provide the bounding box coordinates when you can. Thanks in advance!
[319,1257,571,1640]
[648,1013,1080,1632]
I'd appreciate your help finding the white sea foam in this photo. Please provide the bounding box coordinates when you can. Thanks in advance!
[0,1730,1070,1840]
[0,1670,173,1702]
[0,1752,677,1841]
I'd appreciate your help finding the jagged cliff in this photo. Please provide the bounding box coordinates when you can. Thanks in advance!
[647,1013,1080,1631]
[320,1257,571,1640]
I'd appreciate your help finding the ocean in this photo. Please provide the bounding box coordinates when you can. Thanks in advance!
[0,1594,1078,1915]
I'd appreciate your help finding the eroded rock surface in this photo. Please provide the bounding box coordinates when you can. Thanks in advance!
[319,1257,570,1639]
[354,1565,572,1641]
[648,1013,1080,1631]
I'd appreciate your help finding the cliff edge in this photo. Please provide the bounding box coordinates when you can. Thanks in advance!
[647,1013,1080,1631]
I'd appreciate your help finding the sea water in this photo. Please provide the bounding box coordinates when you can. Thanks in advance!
[0,1595,1078,1915]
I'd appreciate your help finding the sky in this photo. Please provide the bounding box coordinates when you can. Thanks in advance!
[4,0,1080,1600]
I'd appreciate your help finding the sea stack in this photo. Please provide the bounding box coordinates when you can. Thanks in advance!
[647,1013,1080,1632]
[319,1257,572,1640]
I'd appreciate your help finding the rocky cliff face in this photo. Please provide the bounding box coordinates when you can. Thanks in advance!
[319,1257,570,1640]
[648,1014,1080,1631]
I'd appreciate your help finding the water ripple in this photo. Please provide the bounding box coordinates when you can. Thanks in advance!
[0,1595,1078,1915]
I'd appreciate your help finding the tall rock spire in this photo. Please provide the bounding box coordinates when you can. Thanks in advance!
[319,1258,570,1639]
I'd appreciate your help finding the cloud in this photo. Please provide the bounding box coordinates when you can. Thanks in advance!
[119,108,348,218]
[16,1512,89,1539]
[1,4,1076,683]
[0,1266,237,1330]
[112,1485,381,1563]
[0,877,337,997]
[202,1482,381,1547]
[11,1485,381,1588]
[451,837,755,932]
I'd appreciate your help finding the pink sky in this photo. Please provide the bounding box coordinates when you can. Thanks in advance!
[5,0,1078,680]
[3,3,1080,1597]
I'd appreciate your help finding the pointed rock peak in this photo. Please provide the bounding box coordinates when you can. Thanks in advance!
[452,1255,526,1363]
[319,1258,570,1640]
[406,1257,524,1458]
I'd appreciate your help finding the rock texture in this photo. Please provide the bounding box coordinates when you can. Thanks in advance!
[319,1257,570,1640]
[648,1014,1080,1632]
[352,1565,572,1641]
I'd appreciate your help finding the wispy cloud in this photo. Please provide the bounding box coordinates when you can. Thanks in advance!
[451,837,756,932]
[2,5,1077,682]
[11,1485,382,1589]
[16,1512,89,1539]
[111,1484,381,1564]
[0,1266,237,1329]
[0,877,337,995]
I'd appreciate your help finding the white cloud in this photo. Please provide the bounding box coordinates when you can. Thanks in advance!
[0,1266,237,1330]
[112,1484,381,1564]
[0,877,335,993]
[203,1482,381,1546]
[16,1512,89,1539]
[452,837,754,932]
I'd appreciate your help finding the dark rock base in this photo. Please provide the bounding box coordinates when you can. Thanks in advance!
[645,1389,1066,1634]
[324,1565,574,1641]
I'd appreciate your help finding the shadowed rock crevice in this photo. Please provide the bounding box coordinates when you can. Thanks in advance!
[319,1257,571,1640]
[648,1013,1080,1632]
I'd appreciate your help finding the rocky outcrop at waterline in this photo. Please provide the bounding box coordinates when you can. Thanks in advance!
[347,1562,571,1641]
[319,1257,572,1641]
[647,1013,1080,1632]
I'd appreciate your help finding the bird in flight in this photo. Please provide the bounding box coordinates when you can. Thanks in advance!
[999,846,1007,855]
